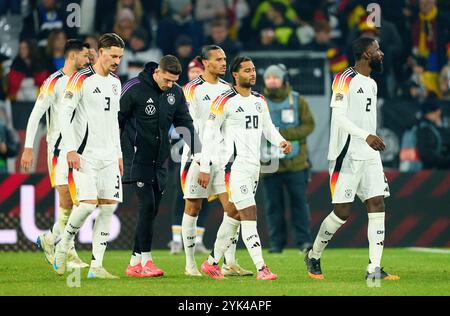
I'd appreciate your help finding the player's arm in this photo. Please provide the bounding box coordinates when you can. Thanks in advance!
[59,73,84,170]
[114,82,123,176]
[330,82,385,151]
[198,96,227,188]
[21,78,55,172]
[183,83,199,120]
[261,99,292,155]
[173,90,201,155]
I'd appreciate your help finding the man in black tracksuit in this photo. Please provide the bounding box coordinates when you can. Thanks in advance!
[119,55,200,277]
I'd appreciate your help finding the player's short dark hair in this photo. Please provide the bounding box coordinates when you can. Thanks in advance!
[199,45,223,61]
[159,55,182,75]
[229,56,253,85]
[352,37,376,61]
[64,39,90,56]
[98,33,125,50]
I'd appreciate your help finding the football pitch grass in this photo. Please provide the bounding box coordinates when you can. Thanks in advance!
[0,248,448,296]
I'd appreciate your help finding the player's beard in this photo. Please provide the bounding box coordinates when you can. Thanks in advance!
[370,58,383,74]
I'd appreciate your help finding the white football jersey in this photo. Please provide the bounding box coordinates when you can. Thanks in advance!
[328,67,379,161]
[182,76,230,165]
[24,70,69,150]
[59,66,122,161]
[200,88,285,172]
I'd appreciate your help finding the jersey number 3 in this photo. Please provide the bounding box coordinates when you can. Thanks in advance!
[105,97,111,111]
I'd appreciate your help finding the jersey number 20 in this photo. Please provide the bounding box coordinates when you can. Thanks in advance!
[245,115,259,129]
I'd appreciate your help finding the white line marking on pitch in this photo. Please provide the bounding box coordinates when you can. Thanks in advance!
[408,247,450,254]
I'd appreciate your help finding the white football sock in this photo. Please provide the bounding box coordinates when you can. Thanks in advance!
[224,223,240,265]
[48,206,71,244]
[182,213,198,268]
[367,212,385,273]
[207,214,240,265]
[241,221,265,270]
[59,203,96,253]
[130,252,141,266]
[141,252,153,266]
[309,211,346,260]
[91,204,116,268]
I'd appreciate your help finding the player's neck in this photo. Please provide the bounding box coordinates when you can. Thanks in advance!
[93,62,109,77]
[353,62,371,77]
[62,63,77,77]
[234,85,251,97]
[202,72,219,84]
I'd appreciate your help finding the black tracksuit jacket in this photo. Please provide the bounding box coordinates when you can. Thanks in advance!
[119,62,200,190]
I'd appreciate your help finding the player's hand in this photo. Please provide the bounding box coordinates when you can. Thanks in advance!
[67,151,81,170]
[88,48,98,64]
[21,148,33,172]
[198,172,210,189]
[366,134,386,151]
[280,141,292,155]
[119,158,123,177]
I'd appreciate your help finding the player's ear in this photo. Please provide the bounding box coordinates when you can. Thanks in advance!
[363,51,370,60]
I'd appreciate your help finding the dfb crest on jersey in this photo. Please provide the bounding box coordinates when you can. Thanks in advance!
[255,102,263,113]
[345,189,352,199]
[145,104,156,116]
[167,93,176,105]
[112,84,118,95]
[240,185,248,194]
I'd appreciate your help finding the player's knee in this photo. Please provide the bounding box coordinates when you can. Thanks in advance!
[59,197,73,210]
[333,204,351,221]
[184,199,201,216]
[226,205,240,221]
[367,197,385,213]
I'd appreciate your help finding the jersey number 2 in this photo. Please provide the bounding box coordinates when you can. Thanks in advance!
[366,98,372,112]
[105,97,111,111]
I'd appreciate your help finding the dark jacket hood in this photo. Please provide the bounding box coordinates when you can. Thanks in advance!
[139,62,163,92]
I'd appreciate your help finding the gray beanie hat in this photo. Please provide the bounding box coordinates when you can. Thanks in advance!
[263,64,286,81]
[168,0,191,14]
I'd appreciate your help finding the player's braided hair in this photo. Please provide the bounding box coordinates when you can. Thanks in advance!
[229,56,252,86]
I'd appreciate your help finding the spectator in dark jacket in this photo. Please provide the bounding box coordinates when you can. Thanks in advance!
[0,111,19,174]
[417,100,450,169]
[21,0,64,47]
[156,0,204,55]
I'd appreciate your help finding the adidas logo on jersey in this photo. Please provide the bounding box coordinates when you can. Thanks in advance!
[203,95,211,101]
[147,98,154,104]
[235,107,244,113]
[93,87,102,94]
[357,88,364,94]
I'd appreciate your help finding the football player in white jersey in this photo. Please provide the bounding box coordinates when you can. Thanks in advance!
[305,37,400,281]
[53,33,125,279]
[198,56,292,280]
[181,46,252,277]
[21,39,94,268]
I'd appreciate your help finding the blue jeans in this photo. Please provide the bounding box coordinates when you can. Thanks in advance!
[0,0,21,15]
[263,170,312,250]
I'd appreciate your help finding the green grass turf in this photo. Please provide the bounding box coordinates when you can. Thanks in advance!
[0,248,448,296]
